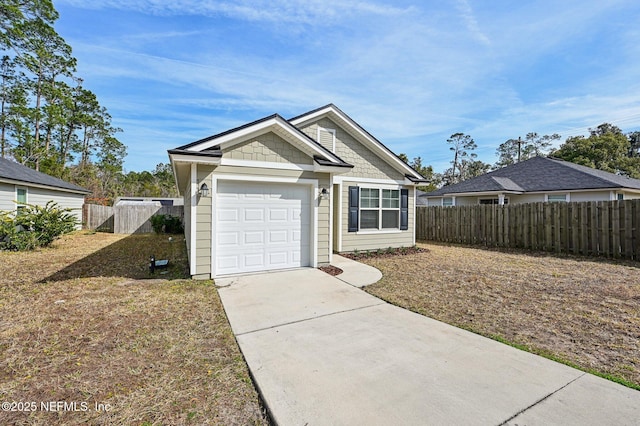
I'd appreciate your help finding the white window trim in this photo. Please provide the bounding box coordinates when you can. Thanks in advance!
[358,187,401,232]
[545,193,570,202]
[478,197,509,205]
[442,196,455,206]
[15,186,28,212]
[317,127,336,153]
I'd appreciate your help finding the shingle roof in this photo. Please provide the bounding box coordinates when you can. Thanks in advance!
[423,156,640,197]
[0,158,90,193]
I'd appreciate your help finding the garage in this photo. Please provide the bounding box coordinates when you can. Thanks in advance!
[215,181,312,275]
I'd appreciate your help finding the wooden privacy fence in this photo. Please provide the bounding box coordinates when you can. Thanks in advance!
[416,200,640,260]
[83,204,114,232]
[83,204,184,234]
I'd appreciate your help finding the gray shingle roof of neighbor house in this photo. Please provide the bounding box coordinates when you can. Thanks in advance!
[0,157,90,193]
[422,156,640,197]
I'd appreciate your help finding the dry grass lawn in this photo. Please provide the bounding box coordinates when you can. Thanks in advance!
[0,232,268,425]
[363,242,640,389]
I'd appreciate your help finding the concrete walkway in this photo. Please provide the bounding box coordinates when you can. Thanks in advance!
[216,265,640,425]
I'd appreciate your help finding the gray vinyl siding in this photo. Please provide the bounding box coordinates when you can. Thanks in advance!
[0,185,84,228]
[0,183,14,211]
[339,181,414,252]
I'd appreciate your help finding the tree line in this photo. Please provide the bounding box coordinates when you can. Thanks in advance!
[1,0,176,204]
[402,124,640,192]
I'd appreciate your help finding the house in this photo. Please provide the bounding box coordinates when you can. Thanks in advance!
[168,104,427,279]
[114,197,183,207]
[0,157,90,226]
[421,156,640,206]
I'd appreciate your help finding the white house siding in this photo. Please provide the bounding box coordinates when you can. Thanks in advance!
[7,186,83,228]
[0,183,15,211]
[569,191,610,202]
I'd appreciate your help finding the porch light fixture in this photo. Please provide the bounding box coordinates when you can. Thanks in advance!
[320,187,329,199]
[198,182,209,197]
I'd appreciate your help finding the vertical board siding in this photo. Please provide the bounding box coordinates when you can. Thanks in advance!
[416,200,640,260]
[84,204,184,234]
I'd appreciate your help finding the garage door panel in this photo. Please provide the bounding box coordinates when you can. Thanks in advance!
[218,208,239,222]
[269,208,288,221]
[268,230,288,243]
[216,181,312,275]
[218,232,239,246]
[244,231,265,245]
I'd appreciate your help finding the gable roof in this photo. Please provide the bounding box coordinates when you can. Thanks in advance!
[289,104,426,181]
[0,157,90,194]
[423,156,640,197]
[172,113,351,168]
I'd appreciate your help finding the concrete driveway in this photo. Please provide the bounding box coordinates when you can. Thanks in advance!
[216,268,640,425]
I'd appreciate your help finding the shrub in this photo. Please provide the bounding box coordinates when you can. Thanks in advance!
[0,201,77,251]
[151,214,184,234]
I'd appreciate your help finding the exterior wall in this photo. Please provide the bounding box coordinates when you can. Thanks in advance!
[299,118,404,180]
[183,184,192,263]
[621,191,640,200]
[189,163,331,277]
[195,165,214,277]
[569,191,611,202]
[0,183,84,228]
[425,191,629,205]
[223,132,313,165]
[339,180,414,252]
[0,183,14,211]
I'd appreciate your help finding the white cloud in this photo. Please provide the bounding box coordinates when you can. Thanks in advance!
[56,0,640,172]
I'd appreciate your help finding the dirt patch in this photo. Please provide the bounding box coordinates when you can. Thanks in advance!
[0,232,268,425]
[362,242,640,389]
[318,265,343,276]
[341,246,428,261]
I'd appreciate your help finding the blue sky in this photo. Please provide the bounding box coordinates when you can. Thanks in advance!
[54,0,640,173]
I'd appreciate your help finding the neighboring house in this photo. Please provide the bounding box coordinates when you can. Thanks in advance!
[416,189,430,206]
[114,197,183,207]
[0,157,90,226]
[421,156,640,206]
[168,104,427,279]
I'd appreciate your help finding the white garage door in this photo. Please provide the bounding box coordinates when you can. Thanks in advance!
[216,181,311,275]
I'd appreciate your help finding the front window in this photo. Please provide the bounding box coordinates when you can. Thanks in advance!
[360,188,400,230]
[16,188,27,214]
[443,197,453,206]
[479,198,509,205]
[548,194,567,203]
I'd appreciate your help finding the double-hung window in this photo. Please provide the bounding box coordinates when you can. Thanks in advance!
[358,188,401,230]
[16,187,27,214]
[348,186,408,232]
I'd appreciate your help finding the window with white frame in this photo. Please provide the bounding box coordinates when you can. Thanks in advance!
[442,197,454,206]
[547,194,567,202]
[359,188,400,230]
[16,187,27,214]
[348,186,408,232]
[479,198,509,205]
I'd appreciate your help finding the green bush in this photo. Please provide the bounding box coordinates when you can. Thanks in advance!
[0,201,77,251]
[151,214,184,234]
